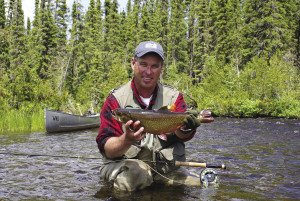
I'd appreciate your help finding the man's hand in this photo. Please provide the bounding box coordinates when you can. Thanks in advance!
[124,120,145,143]
[199,110,214,123]
[183,110,201,131]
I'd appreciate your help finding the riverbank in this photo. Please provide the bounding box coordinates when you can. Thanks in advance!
[0,109,44,134]
[0,105,299,135]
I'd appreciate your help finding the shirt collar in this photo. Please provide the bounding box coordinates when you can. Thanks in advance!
[131,78,158,109]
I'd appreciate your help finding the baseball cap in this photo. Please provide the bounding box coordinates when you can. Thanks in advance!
[134,41,164,60]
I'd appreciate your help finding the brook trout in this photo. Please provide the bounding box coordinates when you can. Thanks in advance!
[112,108,213,135]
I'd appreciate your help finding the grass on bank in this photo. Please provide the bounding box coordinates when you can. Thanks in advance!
[0,109,44,134]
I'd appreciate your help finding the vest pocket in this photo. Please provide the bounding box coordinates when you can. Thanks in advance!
[124,145,141,158]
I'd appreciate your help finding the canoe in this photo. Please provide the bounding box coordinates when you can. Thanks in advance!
[45,109,100,133]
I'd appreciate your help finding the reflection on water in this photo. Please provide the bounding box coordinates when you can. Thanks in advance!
[0,118,299,200]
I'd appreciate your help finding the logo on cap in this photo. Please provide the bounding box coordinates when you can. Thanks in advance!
[145,43,157,49]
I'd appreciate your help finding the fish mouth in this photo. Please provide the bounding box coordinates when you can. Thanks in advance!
[111,109,120,121]
[111,109,130,122]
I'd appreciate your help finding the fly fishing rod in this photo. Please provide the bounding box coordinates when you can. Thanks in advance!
[174,161,226,169]
[0,152,102,159]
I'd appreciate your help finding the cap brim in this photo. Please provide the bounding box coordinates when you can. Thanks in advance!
[136,50,164,60]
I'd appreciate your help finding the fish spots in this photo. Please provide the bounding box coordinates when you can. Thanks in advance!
[113,109,186,135]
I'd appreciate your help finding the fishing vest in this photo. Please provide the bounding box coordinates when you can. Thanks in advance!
[111,81,186,173]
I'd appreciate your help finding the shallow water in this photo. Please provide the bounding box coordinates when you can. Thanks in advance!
[0,118,299,201]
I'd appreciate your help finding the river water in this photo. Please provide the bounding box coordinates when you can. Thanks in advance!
[0,118,299,201]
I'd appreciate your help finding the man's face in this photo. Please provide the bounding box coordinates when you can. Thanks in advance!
[131,53,163,92]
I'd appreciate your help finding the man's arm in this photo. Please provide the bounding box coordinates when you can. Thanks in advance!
[104,120,145,159]
[96,94,145,159]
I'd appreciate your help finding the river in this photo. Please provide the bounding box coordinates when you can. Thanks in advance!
[0,117,299,201]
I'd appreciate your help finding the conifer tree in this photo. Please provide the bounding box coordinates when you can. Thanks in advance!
[94,0,104,67]
[9,0,25,69]
[7,0,28,108]
[119,10,129,65]
[212,0,230,62]
[74,0,105,107]
[81,0,100,71]
[156,0,169,53]
[33,0,40,26]
[103,0,122,64]
[226,0,243,75]
[187,0,197,77]
[285,0,300,68]
[242,0,292,63]
[54,0,68,47]
[97,0,129,102]
[7,0,15,26]
[28,0,58,81]
[189,0,214,82]
[295,3,300,68]
[210,0,243,74]
[141,0,160,41]
[137,0,159,42]
[26,17,31,34]
[0,30,9,70]
[0,0,5,28]
[0,0,9,110]
[39,0,58,78]
[76,0,97,87]
[0,0,9,70]
[167,0,189,73]
[122,0,140,64]
[65,1,84,95]
[138,1,151,41]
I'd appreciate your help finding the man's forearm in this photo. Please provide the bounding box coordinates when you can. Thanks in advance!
[103,134,133,159]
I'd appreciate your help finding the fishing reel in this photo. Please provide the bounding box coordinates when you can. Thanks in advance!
[200,168,219,187]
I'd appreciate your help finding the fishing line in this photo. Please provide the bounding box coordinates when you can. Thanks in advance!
[0,152,171,165]
[0,152,102,160]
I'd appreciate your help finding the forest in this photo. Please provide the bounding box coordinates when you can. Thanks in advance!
[0,0,299,133]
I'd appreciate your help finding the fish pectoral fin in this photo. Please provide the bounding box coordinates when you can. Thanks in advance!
[157,104,176,112]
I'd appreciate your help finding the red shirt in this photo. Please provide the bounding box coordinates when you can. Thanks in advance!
[96,79,190,154]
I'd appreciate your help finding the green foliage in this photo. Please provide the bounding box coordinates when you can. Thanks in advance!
[0,105,44,134]
[194,54,300,117]
[0,28,9,70]
[0,0,5,28]
[54,0,68,47]
[242,0,293,63]
[167,0,189,73]
[163,62,197,107]
[1,0,300,134]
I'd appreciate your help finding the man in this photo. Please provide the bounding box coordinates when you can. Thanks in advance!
[96,41,201,191]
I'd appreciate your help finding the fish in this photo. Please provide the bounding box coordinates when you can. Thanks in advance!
[111,107,214,135]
